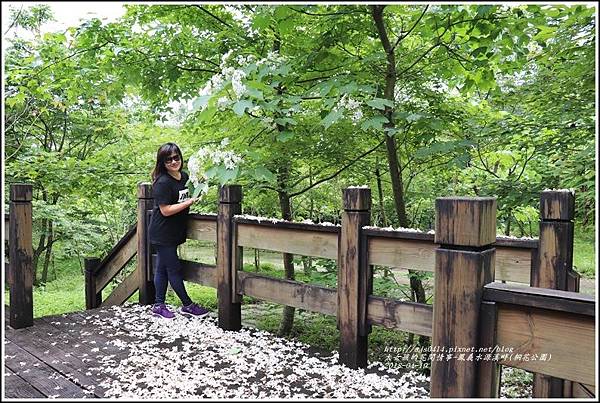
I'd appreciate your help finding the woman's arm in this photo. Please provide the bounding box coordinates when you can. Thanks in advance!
[159,197,199,217]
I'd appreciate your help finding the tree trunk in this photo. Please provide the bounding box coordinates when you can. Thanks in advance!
[375,160,388,227]
[504,211,511,236]
[32,217,47,286]
[277,188,295,336]
[372,5,428,346]
[254,248,260,272]
[40,220,53,284]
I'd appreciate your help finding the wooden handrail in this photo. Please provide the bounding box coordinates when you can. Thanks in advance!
[94,225,137,292]
[483,282,594,316]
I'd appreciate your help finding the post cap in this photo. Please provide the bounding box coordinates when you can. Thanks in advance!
[137,182,152,199]
[219,185,242,203]
[540,190,575,221]
[435,197,496,247]
[10,184,32,202]
[343,187,371,211]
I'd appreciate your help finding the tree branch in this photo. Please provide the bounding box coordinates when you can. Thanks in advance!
[289,139,385,197]
[194,5,233,28]
[391,5,429,52]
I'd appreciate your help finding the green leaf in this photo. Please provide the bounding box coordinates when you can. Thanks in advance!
[197,105,217,123]
[274,117,296,126]
[360,116,389,131]
[204,166,219,179]
[366,98,394,110]
[192,95,212,111]
[254,166,276,182]
[406,113,422,122]
[321,108,343,129]
[276,131,294,142]
[218,166,239,184]
[233,100,254,116]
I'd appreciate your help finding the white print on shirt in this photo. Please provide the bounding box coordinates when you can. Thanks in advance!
[178,189,189,203]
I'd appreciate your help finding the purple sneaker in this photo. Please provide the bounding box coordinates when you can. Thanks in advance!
[180,303,210,318]
[152,303,175,319]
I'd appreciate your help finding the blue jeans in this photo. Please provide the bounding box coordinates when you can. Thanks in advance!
[153,245,192,306]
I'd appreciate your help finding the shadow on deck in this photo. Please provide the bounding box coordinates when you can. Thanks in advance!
[4,304,429,399]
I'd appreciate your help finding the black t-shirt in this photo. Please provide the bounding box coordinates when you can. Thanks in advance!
[148,171,190,246]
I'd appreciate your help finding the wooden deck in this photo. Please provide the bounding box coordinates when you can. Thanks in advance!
[4,307,141,398]
[3,304,430,399]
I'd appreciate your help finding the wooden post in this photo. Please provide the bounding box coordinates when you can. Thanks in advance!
[476,301,501,397]
[337,187,371,369]
[532,189,575,397]
[84,257,102,309]
[431,197,496,398]
[9,183,34,329]
[217,185,242,331]
[137,182,155,305]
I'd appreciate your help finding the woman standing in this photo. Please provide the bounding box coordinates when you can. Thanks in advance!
[148,142,209,319]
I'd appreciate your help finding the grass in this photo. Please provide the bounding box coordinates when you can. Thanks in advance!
[573,229,596,279]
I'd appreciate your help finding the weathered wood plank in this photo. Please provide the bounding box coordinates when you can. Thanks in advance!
[4,367,46,398]
[363,227,539,249]
[496,304,595,386]
[368,238,531,284]
[237,223,338,259]
[483,283,594,317]
[368,238,435,272]
[95,232,137,292]
[234,216,340,233]
[5,323,107,397]
[85,257,102,309]
[187,217,217,242]
[217,185,241,331]
[237,271,337,316]
[101,268,139,307]
[338,188,371,369]
[476,301,500,397]
[4,340,88,398]
[137,183,154,305]
[9,183,34,329]
[181,260,217,288]
[572,383,595,398]
[366,296,432,337]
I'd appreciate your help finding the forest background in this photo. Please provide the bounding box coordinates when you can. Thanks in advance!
[2,3,597,373]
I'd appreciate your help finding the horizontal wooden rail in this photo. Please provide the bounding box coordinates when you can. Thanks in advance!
[227,218,538,284]
[236,222,338,259]
[483,283,596,386]
[187,214,217,242]
[495,305,595,385]
[484,283,594,316]
[368,238,532,283]
[236,271,337,315]
[94,225,137,291]
[362,227,539,248]
[180,259,217,288]
[367,296,433,337]
[101,269,138,307]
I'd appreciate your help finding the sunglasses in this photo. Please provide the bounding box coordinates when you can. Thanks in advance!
[165,155,181,164]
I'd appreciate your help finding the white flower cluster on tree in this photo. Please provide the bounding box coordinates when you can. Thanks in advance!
[335,94,363,124]
[187,138,242,198]
[198,50,289,110]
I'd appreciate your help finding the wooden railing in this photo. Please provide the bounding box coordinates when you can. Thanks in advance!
[5,181,594,398]
[84,225,137,309]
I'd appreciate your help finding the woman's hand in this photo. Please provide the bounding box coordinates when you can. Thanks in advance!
[186,197,200,206]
